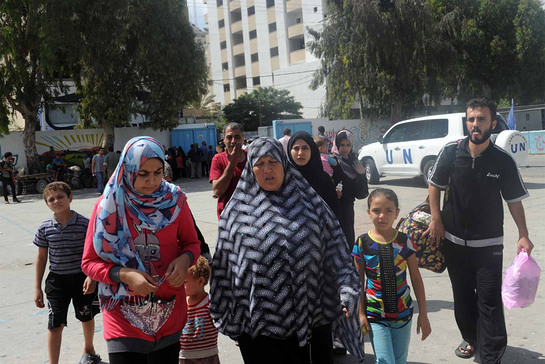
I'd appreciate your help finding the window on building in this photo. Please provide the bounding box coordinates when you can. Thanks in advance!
[266,0,274,8]
[270,47,279,57]
[296,17,302,24]
[217,0,223,6]
[218,19,225,28]
[223,84,230,92]
[222,62,228,70]
[249,29,257,39]
[232,31,243,45]
[230,9,242,23]
[253,76,261,86]
[314,6,318,12]
[248,6,255,16]
[220,41,227,49]
[251,53,259,62]
[268,22,277,33]
[526,113,530,121]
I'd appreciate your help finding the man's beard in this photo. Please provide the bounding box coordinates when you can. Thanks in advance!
[469,126,493,145]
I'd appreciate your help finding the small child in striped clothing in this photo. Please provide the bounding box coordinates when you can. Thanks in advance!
[180,256,220,364]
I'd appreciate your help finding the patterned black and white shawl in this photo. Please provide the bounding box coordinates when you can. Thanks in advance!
[210,137,364,360]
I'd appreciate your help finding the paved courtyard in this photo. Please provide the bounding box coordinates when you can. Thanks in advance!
[0,155,544,363]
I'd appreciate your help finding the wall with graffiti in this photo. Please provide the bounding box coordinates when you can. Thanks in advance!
[312,119,392,152]
[0,132,25,169]
[0,128,170,170]
[522,131,545,154]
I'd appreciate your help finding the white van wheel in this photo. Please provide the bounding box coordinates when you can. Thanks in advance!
[365,159,380,184]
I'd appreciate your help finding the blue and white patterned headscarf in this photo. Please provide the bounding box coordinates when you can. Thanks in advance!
[210,137,364,359]
[92,136,187,310]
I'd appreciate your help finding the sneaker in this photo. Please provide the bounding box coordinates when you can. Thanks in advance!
[79,353,101,364]
[13,198,21,203]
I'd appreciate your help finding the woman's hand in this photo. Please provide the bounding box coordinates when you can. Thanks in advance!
[82,277,97,295]
[165,254,191,287]
[120,268,158,296]
[353,160,366,175]
[417,313,432,341]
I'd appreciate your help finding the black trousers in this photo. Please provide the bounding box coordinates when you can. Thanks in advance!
[237,324,333,364]
[1,177,16,202]
[108,342,180,364]
[443,240,507,364]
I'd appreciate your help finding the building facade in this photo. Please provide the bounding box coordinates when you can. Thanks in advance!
[206,0,327,118]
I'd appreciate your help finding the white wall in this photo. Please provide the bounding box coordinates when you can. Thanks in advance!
[0,132,26,169]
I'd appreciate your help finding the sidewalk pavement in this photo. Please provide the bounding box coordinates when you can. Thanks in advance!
[0,155,544,363]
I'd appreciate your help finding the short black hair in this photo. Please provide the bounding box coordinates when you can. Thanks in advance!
[467,98,497,121]
[283,128,291,136]
[3,152,12,158]
[224,122,244,134]
[318,126,325,133]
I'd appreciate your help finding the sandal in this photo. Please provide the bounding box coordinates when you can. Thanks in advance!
[455,340,475,359]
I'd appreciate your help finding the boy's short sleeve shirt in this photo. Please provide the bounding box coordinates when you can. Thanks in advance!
[33,212,90,275]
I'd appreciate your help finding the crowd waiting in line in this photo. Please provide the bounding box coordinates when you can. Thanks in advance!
[27,98,533,364]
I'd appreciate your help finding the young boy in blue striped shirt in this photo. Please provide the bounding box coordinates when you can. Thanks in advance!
[34,182,101,364]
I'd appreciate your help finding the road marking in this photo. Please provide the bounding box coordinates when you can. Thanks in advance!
[0,213,35,235]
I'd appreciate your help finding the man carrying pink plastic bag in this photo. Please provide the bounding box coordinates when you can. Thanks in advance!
[502,250,541,309]
[427,98,535,363]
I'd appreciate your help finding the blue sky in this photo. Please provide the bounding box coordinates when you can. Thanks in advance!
[187,0,207,30]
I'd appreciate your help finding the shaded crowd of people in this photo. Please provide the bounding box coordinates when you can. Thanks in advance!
[30,97,534,364]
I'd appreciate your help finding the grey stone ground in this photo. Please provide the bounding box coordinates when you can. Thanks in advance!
[0,155,543,364]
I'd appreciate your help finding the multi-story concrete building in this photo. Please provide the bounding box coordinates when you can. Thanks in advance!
[206,0,327,118]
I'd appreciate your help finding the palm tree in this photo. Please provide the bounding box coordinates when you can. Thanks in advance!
[185,93,221,118]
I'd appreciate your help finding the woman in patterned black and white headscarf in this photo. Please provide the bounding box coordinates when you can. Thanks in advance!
[210,137,364,363]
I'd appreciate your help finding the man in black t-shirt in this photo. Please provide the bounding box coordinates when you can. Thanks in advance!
[426,98,533,363]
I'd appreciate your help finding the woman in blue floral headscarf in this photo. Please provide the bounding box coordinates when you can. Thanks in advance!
[82,136,200,364]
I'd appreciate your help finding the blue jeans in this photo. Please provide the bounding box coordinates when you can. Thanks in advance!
[95,172,104,194]
[369,319,412,364]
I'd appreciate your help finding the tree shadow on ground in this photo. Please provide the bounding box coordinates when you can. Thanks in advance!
[368,176,427,189]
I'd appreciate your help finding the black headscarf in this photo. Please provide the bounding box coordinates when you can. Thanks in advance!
[287,131,341,220]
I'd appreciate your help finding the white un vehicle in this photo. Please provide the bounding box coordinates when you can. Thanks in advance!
[358,112,528,185]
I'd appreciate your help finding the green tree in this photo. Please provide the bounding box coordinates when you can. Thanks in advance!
[309,0,456,122]
[427,0,545,103]
[75,0,208,147]
[0,1,80,171]
[222,87,302,131]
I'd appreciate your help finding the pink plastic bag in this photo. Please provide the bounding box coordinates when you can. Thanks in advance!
[502,250,541,309]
